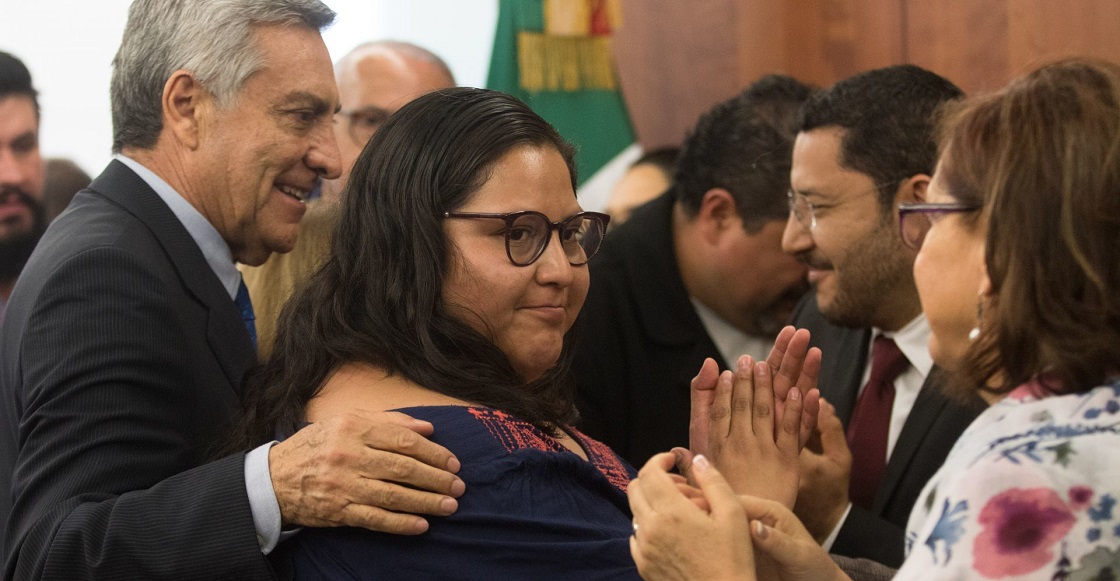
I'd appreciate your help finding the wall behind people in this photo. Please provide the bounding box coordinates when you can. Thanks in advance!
[613,0,1120,151]
[0,0,496,179]
[10,1,1118,207]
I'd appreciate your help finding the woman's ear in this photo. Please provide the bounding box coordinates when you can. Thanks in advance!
[978,245,993,298]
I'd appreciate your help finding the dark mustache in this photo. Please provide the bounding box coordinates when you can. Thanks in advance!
[0,185,36,206]
[795,252,832,271]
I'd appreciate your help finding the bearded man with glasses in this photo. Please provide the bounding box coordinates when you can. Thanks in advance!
[779,64,986,569]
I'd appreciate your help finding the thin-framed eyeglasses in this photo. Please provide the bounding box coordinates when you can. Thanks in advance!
[787,181,900,232]
[443,210,611,267]
[338,106,390,147]
[897,202,980,250]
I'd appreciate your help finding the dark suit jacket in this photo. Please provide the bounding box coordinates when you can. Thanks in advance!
[791,294,983,568]
[571,193,726,466]
[0,161,271,580]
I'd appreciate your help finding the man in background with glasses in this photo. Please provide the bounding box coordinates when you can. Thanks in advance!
[780,65,985,568]
[571,75,814,467]
[323,40,455,202]
[242,40,454,356]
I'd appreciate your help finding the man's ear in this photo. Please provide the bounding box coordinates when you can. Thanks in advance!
[899,173,931,204]
[162,70,206,150]
[695,188,740,245]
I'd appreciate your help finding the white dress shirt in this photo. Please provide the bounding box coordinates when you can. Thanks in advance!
[691,297,772,365]
[822,314,932,550]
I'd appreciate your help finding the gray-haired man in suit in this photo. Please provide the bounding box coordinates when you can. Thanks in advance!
[0,2,463,579]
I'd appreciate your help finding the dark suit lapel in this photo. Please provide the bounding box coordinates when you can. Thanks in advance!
[87,161,255,393]
[871,367,947,512]
[794,293,870,425]
[823,331,869,426]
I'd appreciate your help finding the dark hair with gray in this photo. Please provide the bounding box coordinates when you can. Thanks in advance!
[340,40,456,86]
[234,88,580,447]
[110,0,335,152]
[800,64,963,215]
[674,74,817,233]
[0,51,39,118]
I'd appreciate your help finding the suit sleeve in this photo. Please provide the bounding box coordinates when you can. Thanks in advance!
[831,505,906,568]
[6,246,272,580]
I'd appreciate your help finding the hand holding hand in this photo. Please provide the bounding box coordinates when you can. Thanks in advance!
[269,410,465,534]
[741,495,849,581]
[793,400,853,542]
[628,452,755,581]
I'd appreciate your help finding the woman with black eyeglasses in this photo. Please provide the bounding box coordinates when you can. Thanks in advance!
[628,58,1120,581]
[227,87,648,579]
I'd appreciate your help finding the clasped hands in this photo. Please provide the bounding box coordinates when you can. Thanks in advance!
[628,326,851,581]
[685,326,822,507]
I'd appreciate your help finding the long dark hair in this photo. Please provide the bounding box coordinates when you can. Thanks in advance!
[234,88,580,447]
[938,59,1120,397]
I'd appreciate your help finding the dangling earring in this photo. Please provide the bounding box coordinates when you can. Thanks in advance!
[968,297,983,342]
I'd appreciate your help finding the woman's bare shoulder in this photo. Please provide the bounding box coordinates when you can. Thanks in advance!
[305,362,470,422]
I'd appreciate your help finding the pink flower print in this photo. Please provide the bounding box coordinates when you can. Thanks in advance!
[1068,486,1094,510]
[973,488,1076,578]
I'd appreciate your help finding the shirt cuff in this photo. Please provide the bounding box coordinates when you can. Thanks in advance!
[820,503,853,551]
[244,441,283,554]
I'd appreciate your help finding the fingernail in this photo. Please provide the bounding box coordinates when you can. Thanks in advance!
[755,361,768,377]
[693,454,710,472]
[440,497,458,514]
[447,457,462,473]
[720,370,734,385]
[450,478,466,497]
[737,355,751,372]
[754,520,769,539]
[789,387,801,401]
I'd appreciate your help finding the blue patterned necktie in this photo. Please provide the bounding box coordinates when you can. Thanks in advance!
[235,277,258,352]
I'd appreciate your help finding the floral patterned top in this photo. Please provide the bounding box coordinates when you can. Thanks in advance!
[895,379,1120,580]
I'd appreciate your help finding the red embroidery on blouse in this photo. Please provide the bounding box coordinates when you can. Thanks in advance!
[468,407,566,454]
[571,428,633,491]
[467,407,630,491]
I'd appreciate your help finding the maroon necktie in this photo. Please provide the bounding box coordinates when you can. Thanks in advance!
[846,335,909,510]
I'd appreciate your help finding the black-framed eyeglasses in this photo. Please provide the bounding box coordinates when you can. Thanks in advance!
[443,210,611,267]
[338,106,390,147]
[897,202,980,250]
[787,181,898,232]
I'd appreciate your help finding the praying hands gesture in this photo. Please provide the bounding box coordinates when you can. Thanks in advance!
[684,326,823,507]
